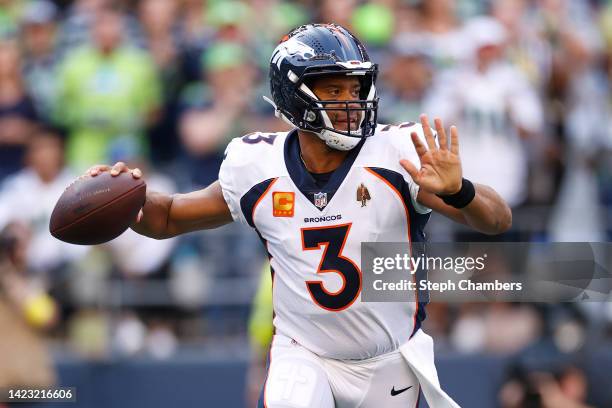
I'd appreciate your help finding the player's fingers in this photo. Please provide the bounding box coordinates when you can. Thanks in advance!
[420,114,436,151]
[136,209,144,223]
[110,162,128,176]
[88,165,110,177]
[399,159,419,182]
[434,118,448,150]
[450,125,460,155]
[131,168,142,179]
[411,132,428,157]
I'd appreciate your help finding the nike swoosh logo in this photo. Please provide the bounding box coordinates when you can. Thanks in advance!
[390,385,413,396]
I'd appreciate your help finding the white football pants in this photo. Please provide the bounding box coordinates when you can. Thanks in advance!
[258,330,460,408]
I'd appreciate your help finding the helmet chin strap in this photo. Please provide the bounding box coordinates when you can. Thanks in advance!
[319,129,360,151]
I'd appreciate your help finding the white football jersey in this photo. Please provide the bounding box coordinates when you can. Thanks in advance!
[219,124,431,360]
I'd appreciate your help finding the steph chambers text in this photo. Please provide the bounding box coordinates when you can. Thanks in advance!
[372,279,523,292]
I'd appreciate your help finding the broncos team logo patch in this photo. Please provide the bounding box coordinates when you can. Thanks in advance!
[273,192,295,217]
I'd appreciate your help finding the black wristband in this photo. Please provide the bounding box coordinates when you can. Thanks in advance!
[437,178,475,209]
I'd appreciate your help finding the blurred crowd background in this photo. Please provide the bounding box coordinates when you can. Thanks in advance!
[0,0,612,406]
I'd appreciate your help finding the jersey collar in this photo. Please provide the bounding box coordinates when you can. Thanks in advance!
[283,128,366,211]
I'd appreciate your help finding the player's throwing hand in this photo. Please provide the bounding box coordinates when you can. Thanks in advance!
[87,162,142,179]
[87,162,144,223]
[400,114,463,195]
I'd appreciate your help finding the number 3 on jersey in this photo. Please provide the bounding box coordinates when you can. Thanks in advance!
[301,224,362,311]
[241,132,277,145]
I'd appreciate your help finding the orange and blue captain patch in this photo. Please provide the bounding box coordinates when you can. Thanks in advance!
[272,192,295,217]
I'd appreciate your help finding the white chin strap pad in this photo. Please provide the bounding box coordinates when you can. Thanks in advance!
[320,129,361,151]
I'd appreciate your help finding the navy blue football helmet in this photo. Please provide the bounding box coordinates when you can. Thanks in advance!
[267,24,378,150]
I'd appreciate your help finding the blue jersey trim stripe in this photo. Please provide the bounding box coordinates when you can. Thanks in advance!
[366,167,429,337]
[366,167,430,241]
[240,178,277,228]
[254,228,276,333]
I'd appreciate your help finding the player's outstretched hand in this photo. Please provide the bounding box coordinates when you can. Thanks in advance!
[87,162,144,222]
[400,114,463,195]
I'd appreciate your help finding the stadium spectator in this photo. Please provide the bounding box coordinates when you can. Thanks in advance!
[378,38,434,125]
[250,0,308,43]
[484,303,542,354]
[317,0,356,31]
[425,17,544,215]
[58,0,112,50]
[178,41,258,188]
[0,0,21,37]
[0,222,58,388]
[205,0,253,44]
[499,365,593,408]
[406,0,469,71]
[490,0,552,88]
[138,0,182,96]
[538,0,607,241]
[598,1,612,240]
[20,0,61,124]
[449,304,486,353]
[58,0,141,51]
[247,0,309,69]
[176,0,213,82]
[351,2,395,48]
[490,0,566,220]
[137,0,186,163]
[0,126,86,277]
[178,0,210,46]
[0,37,38,183]
[55,5,161,171]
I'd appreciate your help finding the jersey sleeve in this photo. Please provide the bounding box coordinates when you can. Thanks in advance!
[388,123,434,215]
[218,133,282,225]
[218,138,248,224]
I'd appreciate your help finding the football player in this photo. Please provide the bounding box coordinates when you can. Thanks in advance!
[89,24,511,408]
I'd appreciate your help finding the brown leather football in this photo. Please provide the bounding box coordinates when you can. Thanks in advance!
[49,172,146,245]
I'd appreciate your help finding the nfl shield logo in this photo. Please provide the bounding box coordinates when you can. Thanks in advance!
[314,192,328,209]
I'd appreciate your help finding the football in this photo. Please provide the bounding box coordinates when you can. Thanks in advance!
[49,172,146,245]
